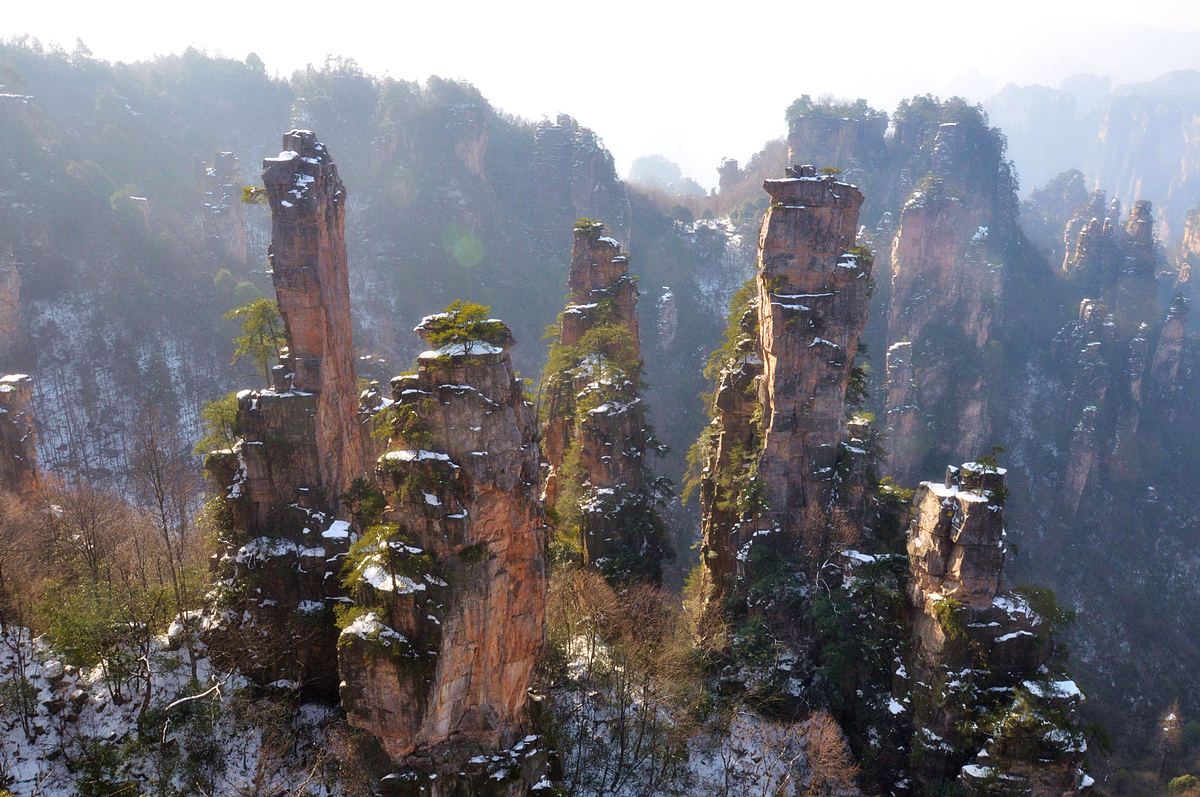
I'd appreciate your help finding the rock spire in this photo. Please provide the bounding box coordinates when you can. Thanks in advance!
[698,166,873,599]
[540,222,669,582]
[339,309,547,793]
[0,374,38,496]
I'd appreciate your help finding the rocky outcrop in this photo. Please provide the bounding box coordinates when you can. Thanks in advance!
[0,253,19,366]
[883,126,1007,484]
[0,374,37,496]
[541,223,668,581]
[1050,198,1183,513]
[697,165,874,598]
[531,114,631,251]
[339,313,546,794]
[263,130,364,501]
[900,463,1091,796]
[201,151,249,267]
[754,167,872,559]
[205,131,370,696]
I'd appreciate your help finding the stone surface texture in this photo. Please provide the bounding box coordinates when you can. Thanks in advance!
[0,374,38,496]
[698,165,874,598]
[540,225,664,575]
[901,463,1090,796]
[204,131,372,697]
[339,317,546,793]
[263,130,365,501]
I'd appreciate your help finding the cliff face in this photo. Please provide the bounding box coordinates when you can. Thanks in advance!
[205,131,369,696]
[698,165,873,599]
[884,124,1008,484]
[755,167,872,559]
[201,150,249,267]
[900,463,1090,796]
[1050,198,1182,514]
[263,130,365,501]
[0,374,37,496]
[339,314,546,793]
[541,223,668,581]
[531,115,631,250]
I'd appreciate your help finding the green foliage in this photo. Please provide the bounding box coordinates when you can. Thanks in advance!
[70,739,136,797]
[376,401,435,449]
[547,444,587,569]
[340,476,387,528]
[703,277,758,383]
[193,391,240,455]
[932,597,968,642]
[241,185,267,204]
[819,166,842,175]
[785,94,886,124]
[224,297,285,387]
[342,524,439,596]
[420,299,511,351]
[1012,586,1076,634]
[574,218,606,242]
[1170,775,1199,792]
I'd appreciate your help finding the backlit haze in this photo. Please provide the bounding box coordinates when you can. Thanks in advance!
[8,0,1200,189]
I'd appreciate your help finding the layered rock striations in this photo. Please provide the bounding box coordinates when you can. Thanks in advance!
[786,98,1020,487]
[339,312,546,793]
[0,374,38,496]
[541,222,669,581]
[899,462,1091,796]
[205,131,370,695]
[262,130,365,501]
[697,166,874,599]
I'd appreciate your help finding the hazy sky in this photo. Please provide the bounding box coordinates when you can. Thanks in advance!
[7,0,1200,188]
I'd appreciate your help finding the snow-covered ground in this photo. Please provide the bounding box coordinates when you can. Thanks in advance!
[0,625,349,796]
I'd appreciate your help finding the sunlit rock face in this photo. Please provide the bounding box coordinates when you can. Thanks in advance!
[339,316,547,794]
[698,165,874,599]
[901,463,1090,797]
[0,374,38,496]
[262,129,365,500]
[204,131,370,698]
[540,224,668,579]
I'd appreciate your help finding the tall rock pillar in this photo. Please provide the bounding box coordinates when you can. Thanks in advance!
[698,165,873,599]
[540,222,668,581]
[204,131,367,696]
[0,374,37,496]
[339,313,547,794]
[262,130,363,501]
[754,166,871,560]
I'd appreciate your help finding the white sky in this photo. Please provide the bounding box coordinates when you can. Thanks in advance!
[7,0,1200,189]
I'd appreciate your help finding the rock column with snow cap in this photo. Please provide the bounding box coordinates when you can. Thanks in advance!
[338,314,547,794]
[754,165,871,561]
[201,130,373,699]
[899,461,1091,795]
[0,374,38,496]
[539,221,669,582]
[262,129,363,500]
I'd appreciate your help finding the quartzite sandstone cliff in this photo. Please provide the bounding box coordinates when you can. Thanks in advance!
[540,222,668,580]
[205,130,369,696]
[699,165,874,599]
[339,312,546,794]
